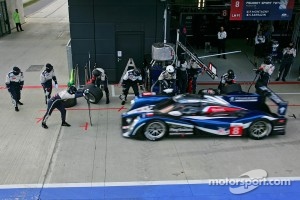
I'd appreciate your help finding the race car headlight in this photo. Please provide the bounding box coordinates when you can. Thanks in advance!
[126,118,132,124]
[129,117,139,131]
[130,99,135,105]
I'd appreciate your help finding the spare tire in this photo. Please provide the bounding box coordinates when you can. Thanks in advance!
[63,98,77,108]
[84,84,103,104]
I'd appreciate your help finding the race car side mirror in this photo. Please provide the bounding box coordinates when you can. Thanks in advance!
[168,111,182,116]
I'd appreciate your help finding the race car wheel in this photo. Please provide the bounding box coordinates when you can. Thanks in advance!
[144,120,167,141]
[248,120,272,140]
[84,84,103,104]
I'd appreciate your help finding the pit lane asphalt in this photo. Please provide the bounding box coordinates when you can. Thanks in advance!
[0,0,300,199]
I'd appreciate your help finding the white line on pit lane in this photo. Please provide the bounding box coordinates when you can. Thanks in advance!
[277,93,300,95]
[1,177,300,188]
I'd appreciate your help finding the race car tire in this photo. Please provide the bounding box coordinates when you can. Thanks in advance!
[144,120,167,141]
[84,84,103,104]
[248,120,272,140]
[63,98,77,108]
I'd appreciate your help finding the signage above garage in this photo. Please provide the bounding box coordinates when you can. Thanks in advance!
[230,0,295,21]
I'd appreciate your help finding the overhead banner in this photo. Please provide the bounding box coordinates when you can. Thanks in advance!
[230,0,295,21]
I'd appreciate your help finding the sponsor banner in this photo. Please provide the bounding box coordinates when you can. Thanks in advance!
[230,0,294,21]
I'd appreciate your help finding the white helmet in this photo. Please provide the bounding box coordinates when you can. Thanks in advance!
[166,65,175,74]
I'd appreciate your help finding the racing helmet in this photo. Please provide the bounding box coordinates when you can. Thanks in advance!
[264,56,272,65]
[13,66,20,75]
[166,65,175,74]
[67,85,77,94]
[45,63,53,72]
[227,69,235,79]
[92,69,101,77]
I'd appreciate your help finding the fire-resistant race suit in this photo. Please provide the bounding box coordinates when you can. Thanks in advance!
[158,65,176,95]
[40,63,58,104]
[5,66,24,112]
[91,68,110,104]
[41,86,89,129]
[120,67,144,105]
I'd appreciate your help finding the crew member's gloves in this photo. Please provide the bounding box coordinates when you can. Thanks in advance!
[55,84,58,89]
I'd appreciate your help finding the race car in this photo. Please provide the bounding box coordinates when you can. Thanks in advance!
[121,87,288,141]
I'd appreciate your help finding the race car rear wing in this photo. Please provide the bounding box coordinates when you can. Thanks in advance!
[258,86,288,116]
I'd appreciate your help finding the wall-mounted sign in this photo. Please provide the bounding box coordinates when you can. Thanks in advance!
[230,0,295,21]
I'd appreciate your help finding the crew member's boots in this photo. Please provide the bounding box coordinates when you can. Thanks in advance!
[119,94,126,105]
[61,121,71,127]
[15,107,19,112]
[42,122,48,129]
[17,101,23,105]
[106,93,110,104]
[275,71,282,81]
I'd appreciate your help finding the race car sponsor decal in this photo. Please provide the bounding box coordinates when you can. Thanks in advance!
[169,128,193,132]
[217,127,227,135]
[195,126,229,136]
[169,128,193,135]
[203,106,242,113]
[229,123,244,136]
[167,122,194,135]
[166,121,193,128]
[183,116,235,120]
[229,96,258,102]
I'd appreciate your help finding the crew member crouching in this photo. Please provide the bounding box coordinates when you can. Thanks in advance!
[218,69,236,94]
[158,65,177,95]
[120,66,144,105]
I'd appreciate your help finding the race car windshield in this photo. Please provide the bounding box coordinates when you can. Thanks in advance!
[159,105,175,113]
[153,98,175,110]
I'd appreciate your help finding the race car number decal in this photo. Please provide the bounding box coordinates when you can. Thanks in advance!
[229,126,243,136]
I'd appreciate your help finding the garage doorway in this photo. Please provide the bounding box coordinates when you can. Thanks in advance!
[116,31,144,83]
[0,0,10,37]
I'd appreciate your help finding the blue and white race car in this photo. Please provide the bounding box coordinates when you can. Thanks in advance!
[121,87,288,141]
